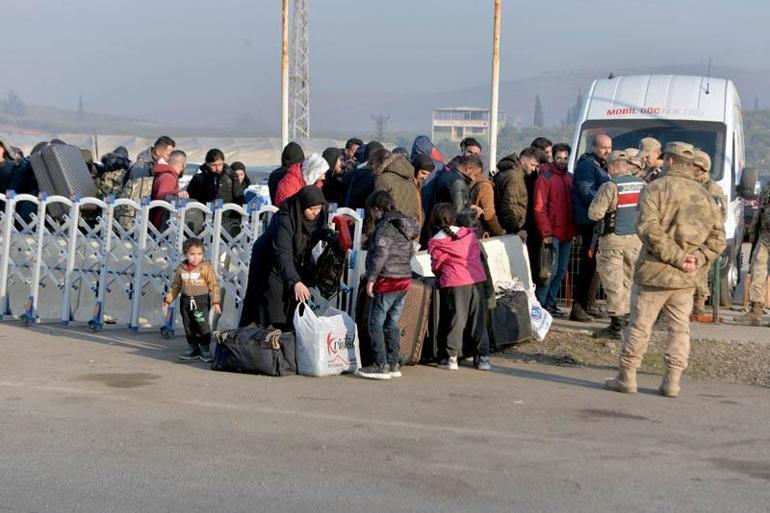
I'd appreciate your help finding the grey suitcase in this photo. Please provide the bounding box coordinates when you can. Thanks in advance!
[31,144,97,218]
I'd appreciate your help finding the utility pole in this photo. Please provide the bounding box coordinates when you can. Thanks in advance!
[280,0,289,150]
[488,0,502,173]
[289,0,310,139]
[371,114,390,143]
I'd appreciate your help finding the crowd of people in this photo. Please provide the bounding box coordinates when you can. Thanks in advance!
[0,131,736,396]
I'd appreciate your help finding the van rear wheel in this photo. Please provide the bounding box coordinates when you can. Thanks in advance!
[719,261,737,307]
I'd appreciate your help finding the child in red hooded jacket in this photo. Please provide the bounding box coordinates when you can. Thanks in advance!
[427,203,491,371]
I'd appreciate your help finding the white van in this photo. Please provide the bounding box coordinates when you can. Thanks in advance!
[570,74,759,305]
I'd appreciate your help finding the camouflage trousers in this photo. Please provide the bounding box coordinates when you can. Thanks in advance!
[621,285,694,371]
[694,265,711,302]
[596,237,641,316]
[748,242,770,304]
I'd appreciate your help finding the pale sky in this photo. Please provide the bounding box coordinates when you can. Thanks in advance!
[2,0,769,131]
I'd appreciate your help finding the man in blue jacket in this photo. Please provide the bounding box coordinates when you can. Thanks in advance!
[570,134,612,322]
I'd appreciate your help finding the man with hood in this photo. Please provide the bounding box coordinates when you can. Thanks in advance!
[410,135,446,186]
[321,147,347,206]
[129,136,175,180]
[571,133,612,322]
[268,142,305,205]
[274,153,328,207]
[150,150,188,229]
[344,141,384,210]
[374,153,422,227]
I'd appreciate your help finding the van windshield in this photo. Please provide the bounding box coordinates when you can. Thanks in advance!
[575,120,727,180]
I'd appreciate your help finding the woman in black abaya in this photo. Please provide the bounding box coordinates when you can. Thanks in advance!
[240,186,329,330]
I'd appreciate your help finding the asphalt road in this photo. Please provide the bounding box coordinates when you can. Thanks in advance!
[0,323,768,513]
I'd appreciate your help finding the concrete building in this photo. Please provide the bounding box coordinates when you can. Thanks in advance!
[431,107,507,143]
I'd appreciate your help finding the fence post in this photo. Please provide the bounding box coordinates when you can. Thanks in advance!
[210,200,224,272]
[61,196,81,325]
[129,198,150,331]
[89,196,116,330]
[27,194,48,324]
[0,192,16,318]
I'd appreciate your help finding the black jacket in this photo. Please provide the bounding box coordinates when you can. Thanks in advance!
[365,212,419,282]
[187,164,245,206]
[344,166,375,210]
[430,167,478,229]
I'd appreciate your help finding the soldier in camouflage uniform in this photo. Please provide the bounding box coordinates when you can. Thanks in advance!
[692,149,727,314]
[588,150,644,339]
[605,142,726,398]
[738,181,770,324]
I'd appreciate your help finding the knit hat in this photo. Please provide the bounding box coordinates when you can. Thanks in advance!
[302,154,329,185]
[413,154,435,172]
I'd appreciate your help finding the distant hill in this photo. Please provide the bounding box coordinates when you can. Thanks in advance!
[310,64,770,132]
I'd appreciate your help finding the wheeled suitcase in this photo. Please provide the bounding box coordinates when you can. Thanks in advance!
[356,277,433,366]
[30,144,97,218]
[490,289,532,349]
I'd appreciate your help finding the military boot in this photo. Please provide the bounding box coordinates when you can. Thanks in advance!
[570,303,592,322]
[736,302,764,325]
[604,367,638,394]
[593,316,624,340]
[659,368,683,398]
[692,296,707,316]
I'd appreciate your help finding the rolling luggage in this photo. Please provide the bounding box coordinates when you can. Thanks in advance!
[212,325,297,376]
[356,277,433,366]
[30,144,97,218]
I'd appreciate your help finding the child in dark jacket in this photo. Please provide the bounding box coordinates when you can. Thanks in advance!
[356,191,420,380]
[163,238,221,362]
[427,203,491,371]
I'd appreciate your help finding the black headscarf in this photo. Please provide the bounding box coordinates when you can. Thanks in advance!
[281,142,305,168]
[322,147,342,172]
[288,186,326,255]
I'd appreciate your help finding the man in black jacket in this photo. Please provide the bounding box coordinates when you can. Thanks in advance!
[187,148,245,234]
[344,141,384,210]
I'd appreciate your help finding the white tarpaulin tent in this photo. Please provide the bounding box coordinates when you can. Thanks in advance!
[0,131,346,166]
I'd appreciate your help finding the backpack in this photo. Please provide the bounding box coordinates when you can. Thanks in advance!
[96,169,128,199]
[115,176,155,231]
[315,238,347,299]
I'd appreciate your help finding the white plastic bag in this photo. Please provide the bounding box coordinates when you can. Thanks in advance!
[525,289,552,342]
[294,302,361,377]
[498,280,552,342]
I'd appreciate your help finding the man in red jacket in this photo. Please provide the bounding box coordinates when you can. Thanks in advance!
[150,150,188,229]
[533,143,576,315]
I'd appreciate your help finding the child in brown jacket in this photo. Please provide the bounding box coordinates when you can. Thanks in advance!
[163,238,221,362]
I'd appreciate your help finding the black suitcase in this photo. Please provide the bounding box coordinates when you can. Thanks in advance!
[490,289,532,349]
[212,325,297,377]
[30,144,97,218]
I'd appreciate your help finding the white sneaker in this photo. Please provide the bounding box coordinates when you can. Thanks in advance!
[475,355,491,371]
[438,356,459,370]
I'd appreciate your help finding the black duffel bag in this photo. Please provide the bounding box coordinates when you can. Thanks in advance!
[213,324,297,377]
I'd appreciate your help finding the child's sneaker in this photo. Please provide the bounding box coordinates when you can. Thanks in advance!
[389,363,402,378]
[355,363,392,380]
[178,344,200,361]
[474,355,491,371]
[438,355,459,370]
[199,345,214,363]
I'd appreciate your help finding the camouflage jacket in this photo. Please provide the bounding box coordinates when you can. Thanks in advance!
[697,173,728,223]
[588,172,642,250]
[634,164,726,289]
[748,183,770,244]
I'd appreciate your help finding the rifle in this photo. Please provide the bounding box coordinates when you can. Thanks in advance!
[587,221,602,259]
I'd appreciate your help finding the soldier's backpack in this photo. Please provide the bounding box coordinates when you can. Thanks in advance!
[96,169,129,199]
[115,176,154,231]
